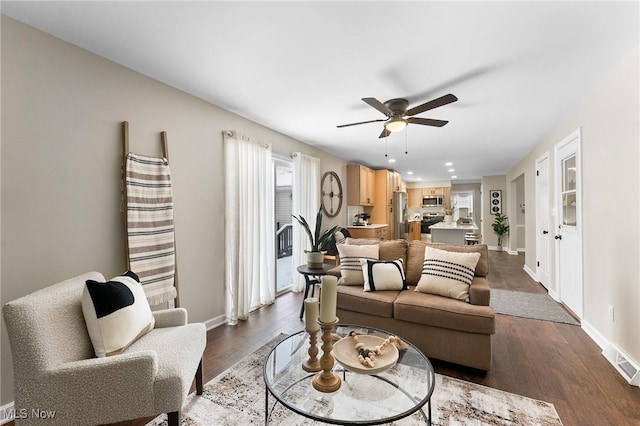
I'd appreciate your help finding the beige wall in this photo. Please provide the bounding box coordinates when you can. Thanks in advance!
[0,17,347,405]
[506,50,640,364]
[481,175,507,247]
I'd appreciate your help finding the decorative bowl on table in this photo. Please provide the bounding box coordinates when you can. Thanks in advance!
[332,335,399,375]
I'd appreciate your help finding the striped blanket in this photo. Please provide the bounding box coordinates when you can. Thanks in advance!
[125,153,177,305]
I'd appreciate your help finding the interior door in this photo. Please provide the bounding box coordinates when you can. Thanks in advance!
[536,153,552,289]
[554,130,583,318]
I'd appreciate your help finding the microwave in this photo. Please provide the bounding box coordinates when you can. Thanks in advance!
[422,196,443,207]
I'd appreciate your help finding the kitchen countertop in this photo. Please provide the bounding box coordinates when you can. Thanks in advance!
[429,222,479,231]
[347,224,388,229]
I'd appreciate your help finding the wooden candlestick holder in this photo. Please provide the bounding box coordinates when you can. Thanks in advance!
[302,329,321,372]
[312,317,341,393]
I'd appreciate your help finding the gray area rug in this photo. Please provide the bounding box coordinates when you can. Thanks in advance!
[491,289,580,325]
[148,335,562,425]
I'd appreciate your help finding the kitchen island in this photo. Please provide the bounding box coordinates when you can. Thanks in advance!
[429,222,479,246]
[346,224,388,240]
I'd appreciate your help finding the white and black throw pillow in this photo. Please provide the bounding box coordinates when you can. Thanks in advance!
[361,259,407,292]
[337,244,379,285]
[415,246,481,302]
[82,271,155,357]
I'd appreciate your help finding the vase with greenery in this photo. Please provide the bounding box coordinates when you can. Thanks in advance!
[292,208,339,268]
[492,212,510,251]
[443,202,456,224]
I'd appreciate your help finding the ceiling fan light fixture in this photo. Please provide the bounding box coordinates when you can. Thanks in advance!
[385,118,407,133]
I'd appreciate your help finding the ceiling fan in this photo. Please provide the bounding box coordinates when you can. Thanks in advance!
[337,93,458,138]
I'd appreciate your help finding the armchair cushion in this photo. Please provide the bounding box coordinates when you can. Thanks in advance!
[82,271,155,357]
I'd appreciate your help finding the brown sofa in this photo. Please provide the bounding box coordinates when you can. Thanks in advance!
[331,238,495,371]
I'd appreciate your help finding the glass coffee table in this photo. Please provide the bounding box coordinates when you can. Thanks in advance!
[263,324,435,425]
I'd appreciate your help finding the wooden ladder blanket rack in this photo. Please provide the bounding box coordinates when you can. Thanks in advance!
[122,121,180,307]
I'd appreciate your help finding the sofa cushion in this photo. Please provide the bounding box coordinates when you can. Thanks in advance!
[336,285,399,318]
[337,244,379,285]
[407,242,489,285]
[415,247,481,302]
[82,271,155,357]
[345,238,408,265]
[394,289,495,334]
[361,259,407,292]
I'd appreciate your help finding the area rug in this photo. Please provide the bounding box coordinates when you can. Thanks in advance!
[148,335,562,426]
[491,289,579,325]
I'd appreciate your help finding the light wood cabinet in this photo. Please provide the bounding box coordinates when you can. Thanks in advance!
[442,187,451,210]
[409,221,421,241]
[370,170,395,238]
[347,225,388,240]
[423,187,444,196]
[390,170,405,192]
[407,188,422,208]
[347,164,375,206]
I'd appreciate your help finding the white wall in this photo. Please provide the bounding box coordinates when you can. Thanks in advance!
[506,50,640,365]
[0,16,348,405]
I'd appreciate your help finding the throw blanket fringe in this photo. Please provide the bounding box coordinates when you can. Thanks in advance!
[126,153,177,305]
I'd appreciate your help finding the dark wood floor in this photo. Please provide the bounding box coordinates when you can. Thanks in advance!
[111,251,640,425]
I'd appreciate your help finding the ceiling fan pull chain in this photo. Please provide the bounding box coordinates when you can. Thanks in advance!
[385,138,388,158]
[405,126,408,155]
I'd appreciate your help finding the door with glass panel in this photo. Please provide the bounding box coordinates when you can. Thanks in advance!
[554,129,583,318]
[274,159,293,294]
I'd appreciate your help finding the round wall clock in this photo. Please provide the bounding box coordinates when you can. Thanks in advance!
[321,171,343,218]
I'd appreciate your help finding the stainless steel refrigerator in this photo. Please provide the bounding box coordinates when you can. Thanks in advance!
[392,191,408,240]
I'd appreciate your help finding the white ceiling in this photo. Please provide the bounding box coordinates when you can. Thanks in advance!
[3,1,639,182]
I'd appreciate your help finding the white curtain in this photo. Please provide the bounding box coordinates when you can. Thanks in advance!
[224,131,275,324]
[291,152,321,292]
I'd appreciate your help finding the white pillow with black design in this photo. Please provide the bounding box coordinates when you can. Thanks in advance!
[337,244,379,285]
[415,246,481,302]
[82,271,155,357]
[361,258,407,292]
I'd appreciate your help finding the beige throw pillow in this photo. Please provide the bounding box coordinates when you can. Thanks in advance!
[337,244,379,285]
[415,246,481,302]
[361,258,407,292]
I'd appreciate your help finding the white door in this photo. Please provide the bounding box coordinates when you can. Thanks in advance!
[535,153,552,289]
[554,129,583,318]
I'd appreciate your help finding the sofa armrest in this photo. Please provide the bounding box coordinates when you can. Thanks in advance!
[469,276,490,306]
[153,307,188,327]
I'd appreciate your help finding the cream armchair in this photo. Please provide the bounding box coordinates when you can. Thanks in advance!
[3,272,206,425]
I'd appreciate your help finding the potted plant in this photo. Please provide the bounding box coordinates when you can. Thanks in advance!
[491,212,510,251]
[443,202,456,224]
[292,208,340,268]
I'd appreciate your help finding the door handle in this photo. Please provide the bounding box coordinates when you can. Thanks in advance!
[554,235,562,240]
[542,230,549,235]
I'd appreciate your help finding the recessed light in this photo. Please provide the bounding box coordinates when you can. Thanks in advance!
[388,158,396,163]
[416,177,422,181]
[448,168,455,172]
[445,162,453,166]
[406,171,414,175]
[451,175,457,179]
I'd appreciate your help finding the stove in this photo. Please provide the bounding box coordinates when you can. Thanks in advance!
[421,215,444,233]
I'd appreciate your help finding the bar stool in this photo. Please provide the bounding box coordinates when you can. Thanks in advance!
[465,233,482,245]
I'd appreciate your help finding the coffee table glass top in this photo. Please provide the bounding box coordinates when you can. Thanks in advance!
[263,324,435,425]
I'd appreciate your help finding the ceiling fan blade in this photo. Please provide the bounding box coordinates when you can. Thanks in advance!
[378,128,391,139]
[336,118,387,128]
[362,97,393,116]
[406,93,458,116]
[408,117,449,127]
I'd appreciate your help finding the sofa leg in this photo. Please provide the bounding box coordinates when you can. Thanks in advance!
[168,411,180,426]
[196,358,204,395]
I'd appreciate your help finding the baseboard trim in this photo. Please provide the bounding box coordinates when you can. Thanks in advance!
[204,314,226,331]
[523,264,537,281]
[507,249,518,255]
[581,319,608,351]
[1,401,15,425]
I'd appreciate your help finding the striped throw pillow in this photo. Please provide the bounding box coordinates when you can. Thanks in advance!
[337,244,379,285]
[415,246,481,302]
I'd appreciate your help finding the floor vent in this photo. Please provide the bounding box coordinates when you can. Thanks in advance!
[604,344,640,386]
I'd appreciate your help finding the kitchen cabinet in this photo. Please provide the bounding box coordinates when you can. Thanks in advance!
[409,221,421,241]
[442,187,451,210]
[347,225,388,240]
[347,164,375,206]
[390,170,405,192]
[423,187,444,196]
[370,170,395,238]
[407,188,422,208]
